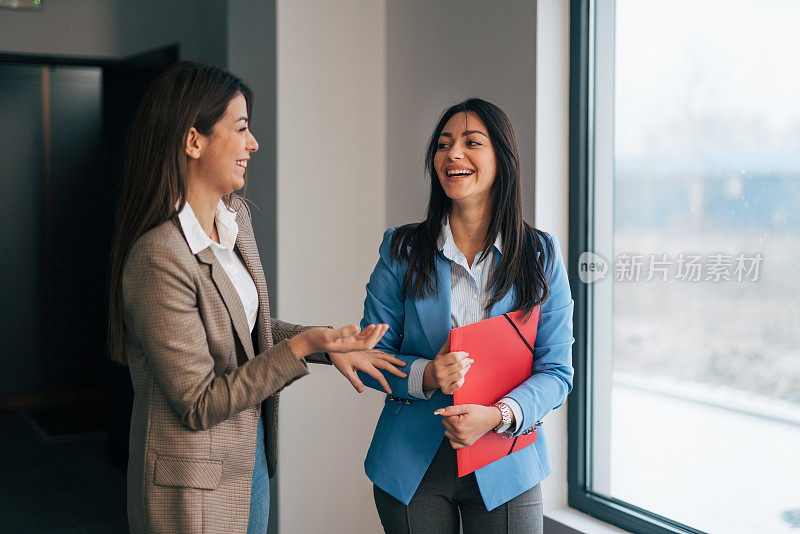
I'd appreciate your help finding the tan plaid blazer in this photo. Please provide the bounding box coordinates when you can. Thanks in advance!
[123,196,328,533]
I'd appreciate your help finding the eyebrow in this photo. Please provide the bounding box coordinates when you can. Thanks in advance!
[236,117,249,123]
[438,130,489,139]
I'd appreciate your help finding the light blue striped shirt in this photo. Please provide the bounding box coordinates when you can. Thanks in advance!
[407,218,523,433]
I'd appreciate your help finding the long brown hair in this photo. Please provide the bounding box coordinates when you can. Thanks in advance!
[390,98,553,318]
[108,61,253,364]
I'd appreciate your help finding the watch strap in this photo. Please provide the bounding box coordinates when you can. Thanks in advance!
[493,401,513,432]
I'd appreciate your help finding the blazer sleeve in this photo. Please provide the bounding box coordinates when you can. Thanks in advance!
[271,319,331,365]
[123,240,309,431]
[504,233,575,437]
[356,228,432,400]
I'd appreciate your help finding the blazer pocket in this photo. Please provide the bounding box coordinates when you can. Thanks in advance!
[154,455,223,490]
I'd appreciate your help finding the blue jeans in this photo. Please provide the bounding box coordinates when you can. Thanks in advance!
[247,414,270,534]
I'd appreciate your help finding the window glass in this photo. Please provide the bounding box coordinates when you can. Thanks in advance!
[588,1,800,532]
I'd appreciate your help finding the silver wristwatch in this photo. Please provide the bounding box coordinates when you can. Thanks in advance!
[493,402,512,432]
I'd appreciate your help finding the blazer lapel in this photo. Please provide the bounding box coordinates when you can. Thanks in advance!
[414,247,517,353]
[196,248,255,360]
[488,252,517,318]
[488,287,516,318]
[234,213,272,354]
[414,252,452,356]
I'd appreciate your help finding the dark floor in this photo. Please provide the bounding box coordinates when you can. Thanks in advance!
[0,411,128,533]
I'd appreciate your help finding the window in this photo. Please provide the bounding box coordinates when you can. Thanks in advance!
[568,1,800,533]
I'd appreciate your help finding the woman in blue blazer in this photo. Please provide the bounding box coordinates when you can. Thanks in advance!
[357,98,574,533]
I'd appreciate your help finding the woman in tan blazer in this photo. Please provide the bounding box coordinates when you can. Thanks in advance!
[108,61,405,534]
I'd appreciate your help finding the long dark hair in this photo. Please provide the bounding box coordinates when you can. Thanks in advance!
[108,61,253,364]
[390,98,553,317]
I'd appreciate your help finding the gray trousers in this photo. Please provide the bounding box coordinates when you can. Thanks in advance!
[373,439,543,534]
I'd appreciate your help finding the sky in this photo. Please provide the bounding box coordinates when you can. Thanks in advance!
[613,0,800,159]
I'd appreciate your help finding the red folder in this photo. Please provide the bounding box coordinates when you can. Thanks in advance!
[450,308,540,477]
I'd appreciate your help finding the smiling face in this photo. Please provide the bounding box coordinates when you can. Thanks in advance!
[433,111,497,207]
[191,92,259,196]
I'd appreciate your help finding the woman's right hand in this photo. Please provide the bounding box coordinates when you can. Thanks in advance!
[422,333,474,395]
[288,323,388,359]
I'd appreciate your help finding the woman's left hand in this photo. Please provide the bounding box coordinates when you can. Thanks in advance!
[329,350,407,395]
[434,404,503,449]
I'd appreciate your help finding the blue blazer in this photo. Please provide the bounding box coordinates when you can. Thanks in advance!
[358,227,574,511]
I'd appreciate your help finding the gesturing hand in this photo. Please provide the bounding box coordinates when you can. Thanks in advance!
[434,404,503,449]
[422,333,473,395]
[329,350,407,394]
[289,323,388,358]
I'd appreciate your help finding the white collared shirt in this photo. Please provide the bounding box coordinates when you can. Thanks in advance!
[407,217,523,433]
[178,200,259,333]
[437,217,503,329]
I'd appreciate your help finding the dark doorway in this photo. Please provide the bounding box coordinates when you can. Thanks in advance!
[0,45,176,532]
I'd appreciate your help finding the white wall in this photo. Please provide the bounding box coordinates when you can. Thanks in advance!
[116,0,227,65]
[0,0,119,57]
[0,0,226,63]
[275,1,386,532]
[386,0,538,226]
[535,0,572,514]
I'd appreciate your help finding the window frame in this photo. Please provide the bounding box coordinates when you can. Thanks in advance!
[566,1,708,532]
